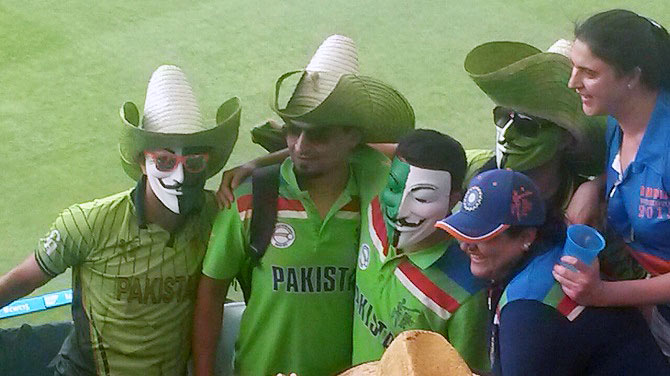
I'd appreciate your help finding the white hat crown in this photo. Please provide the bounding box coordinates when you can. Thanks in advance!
[286,35,360,112]
[305,34,360,75]
[141,65,206,134]
[547,39,573,58]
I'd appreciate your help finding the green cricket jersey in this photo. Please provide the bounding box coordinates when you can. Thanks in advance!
[352,196,490,373]
[35,181,218,376]
[203,146,388,376]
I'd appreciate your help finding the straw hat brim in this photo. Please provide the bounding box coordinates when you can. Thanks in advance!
[464,41,606,176]
[119,97,241,180]
[271,70,415,143]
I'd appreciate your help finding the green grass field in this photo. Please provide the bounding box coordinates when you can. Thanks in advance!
[1,0,668,328]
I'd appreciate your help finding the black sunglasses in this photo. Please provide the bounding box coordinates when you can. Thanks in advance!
[285,122,337,143]
[493,106,545,138]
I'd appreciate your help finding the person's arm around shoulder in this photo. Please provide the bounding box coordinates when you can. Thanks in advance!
[0,255,52,308]
[216,143,398,208]
[217,149,289,209]
[192,275,231,376]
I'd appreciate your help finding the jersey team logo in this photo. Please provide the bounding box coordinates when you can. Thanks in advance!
[42,229,61,255]
[271,222,295,249]
[463,186,483,211]
[358,243,371,270]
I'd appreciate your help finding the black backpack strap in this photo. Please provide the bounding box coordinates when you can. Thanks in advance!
[249,164,281,260]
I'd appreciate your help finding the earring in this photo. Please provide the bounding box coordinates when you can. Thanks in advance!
[523,243,531,250]
[627,83,633,89]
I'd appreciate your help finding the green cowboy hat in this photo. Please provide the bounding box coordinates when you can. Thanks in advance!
[464,40,606,176]
[119,65,240,181]
[271,70,415,143]
[267,34,414,143]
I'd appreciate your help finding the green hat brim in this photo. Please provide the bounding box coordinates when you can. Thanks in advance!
[271,70,415,143]
[464,41,607,176]
[119,97,241,181]
[251,120,288,152]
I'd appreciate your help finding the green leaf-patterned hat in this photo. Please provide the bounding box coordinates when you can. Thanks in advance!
[119,65,240,180]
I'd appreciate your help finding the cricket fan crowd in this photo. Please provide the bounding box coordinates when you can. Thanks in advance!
[2,8,670,376]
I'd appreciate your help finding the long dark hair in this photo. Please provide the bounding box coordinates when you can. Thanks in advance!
[575,9,670,90]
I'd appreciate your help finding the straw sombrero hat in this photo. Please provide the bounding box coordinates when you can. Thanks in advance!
[119,65,240,180]
[269,35,415,143]
[464,40,606,176]
[339,330,472,376]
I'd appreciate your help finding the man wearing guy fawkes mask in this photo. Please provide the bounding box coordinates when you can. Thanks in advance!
[144,146,209,216]
[464,40,646,282]
[0,65,240,376]
[350,129,490,375]
[491,105,574,211]
[464,40,607,216]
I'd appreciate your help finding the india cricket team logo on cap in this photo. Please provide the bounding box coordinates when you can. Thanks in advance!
[271,222,296,249]
[463,186,483,211]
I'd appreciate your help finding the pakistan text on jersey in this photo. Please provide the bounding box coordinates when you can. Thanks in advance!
[354,286,394,347]
[271,265,355,293]
[115,275,198,303]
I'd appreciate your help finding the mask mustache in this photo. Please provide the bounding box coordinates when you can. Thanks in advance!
[396,218,425,228]
[385,209,425,229]
[159,179,183,191]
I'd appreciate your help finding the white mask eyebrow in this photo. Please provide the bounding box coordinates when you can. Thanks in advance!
[495,117,514,168]
[399,167,452,208]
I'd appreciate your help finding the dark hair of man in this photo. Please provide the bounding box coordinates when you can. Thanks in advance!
[395,128,467,191]
[575,9,670,90]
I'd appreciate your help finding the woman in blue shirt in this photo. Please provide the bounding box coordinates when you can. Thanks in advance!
[554,8,670,357]
[438,169,669,375]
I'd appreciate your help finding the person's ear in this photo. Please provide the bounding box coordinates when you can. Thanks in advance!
[521,228,537,251]
[558,130,573,152]
[344,127,363,148]
[139,154,147,175]
[627,66,642,89]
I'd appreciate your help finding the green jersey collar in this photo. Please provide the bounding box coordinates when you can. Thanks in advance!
[406,239,452,269]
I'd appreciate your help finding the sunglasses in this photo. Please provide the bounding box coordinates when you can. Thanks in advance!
[285,122,336,144]
[493,107,546,138]
[144,150,209,174]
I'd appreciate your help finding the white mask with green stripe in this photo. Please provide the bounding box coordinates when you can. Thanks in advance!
[380,158,452,250]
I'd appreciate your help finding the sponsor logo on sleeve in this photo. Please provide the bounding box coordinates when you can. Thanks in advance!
[42,229,61,255]
[358,244,370,270]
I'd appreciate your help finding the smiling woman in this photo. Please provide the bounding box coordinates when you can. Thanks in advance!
[556,9,670,360]
[437,168,670,375]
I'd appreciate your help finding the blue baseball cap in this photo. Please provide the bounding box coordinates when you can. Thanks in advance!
[436,169,546,242]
